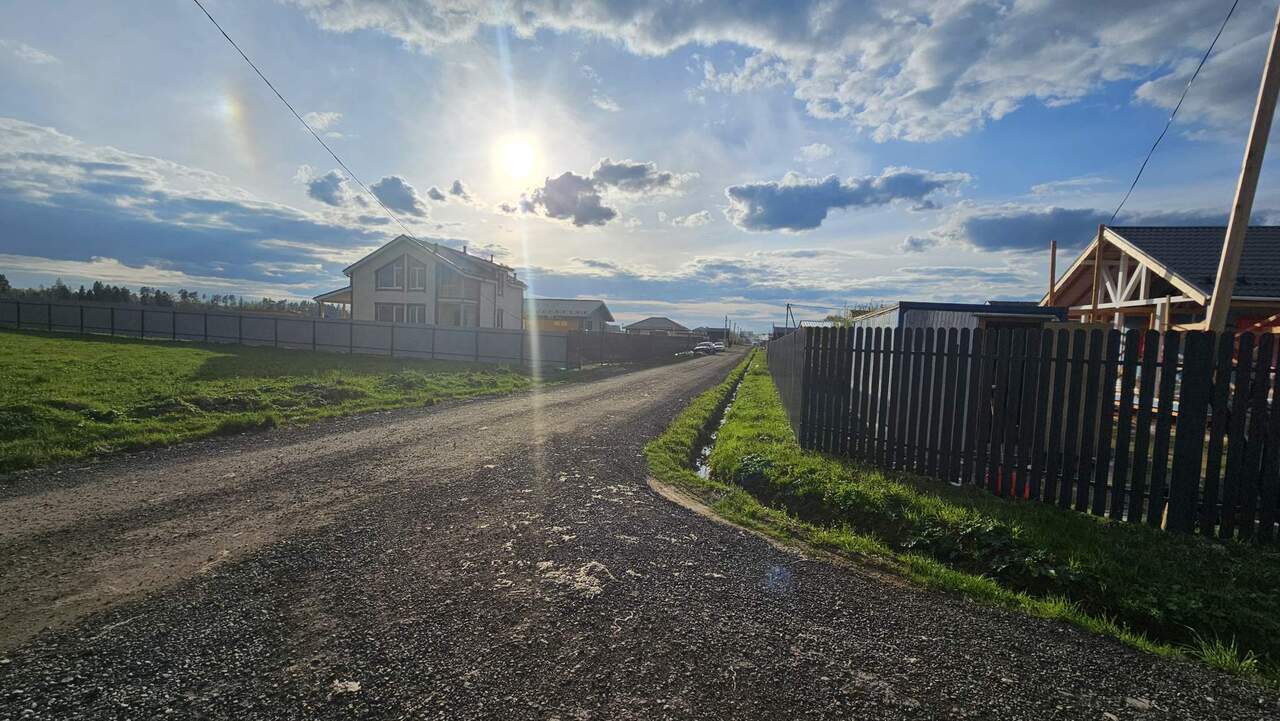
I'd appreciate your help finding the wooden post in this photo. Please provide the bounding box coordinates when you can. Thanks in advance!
[1048,239,1057,306]
[1089,226,1104,322]
[1206,4,1280,332]
[47,302,52,331]
[79,305,84,335]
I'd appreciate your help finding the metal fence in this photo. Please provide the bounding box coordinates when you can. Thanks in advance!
[768,325,1280,542]
[0,298,569,366]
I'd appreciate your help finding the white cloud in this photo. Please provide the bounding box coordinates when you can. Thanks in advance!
[283,0,1273,141]
[670,210,711,227]
[590,93,621,112]
[302,111,343,130]
[2,40,58,65]
[796,143,833,162]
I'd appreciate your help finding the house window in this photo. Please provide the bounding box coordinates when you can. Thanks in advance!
[495,307,504,328]
[497,279,504,297]
[407,304,428,324]
[376,257,404,289]
[438,267,464,298]
[408,258,428,290]
[375,303,405,323]
[438,302,461,327]
[585,320,593,331]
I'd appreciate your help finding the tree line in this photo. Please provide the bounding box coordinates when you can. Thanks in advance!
[0,274,327,316]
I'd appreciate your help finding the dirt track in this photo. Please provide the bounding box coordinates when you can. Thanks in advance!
[1,350,1276,720]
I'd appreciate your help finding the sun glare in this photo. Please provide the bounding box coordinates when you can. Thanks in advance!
[494,135,537,181]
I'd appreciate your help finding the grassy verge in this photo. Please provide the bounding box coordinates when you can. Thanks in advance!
[1,329,572,472]
[647,350,1280,683]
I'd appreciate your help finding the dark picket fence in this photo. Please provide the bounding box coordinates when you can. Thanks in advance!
[767,325,1280,542]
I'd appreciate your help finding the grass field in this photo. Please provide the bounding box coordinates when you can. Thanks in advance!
[647,350,1280,683]
[0,330,541,473]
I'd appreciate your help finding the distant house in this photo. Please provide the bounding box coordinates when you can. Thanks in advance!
[524,298,616,332]
[846,301,1066,332]
[1044,225,1280,332]
[624,316,693,336]
[313,235,525,328]
[692,326,728,342]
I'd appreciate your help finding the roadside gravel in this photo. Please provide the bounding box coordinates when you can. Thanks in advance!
[0,350,1276,720]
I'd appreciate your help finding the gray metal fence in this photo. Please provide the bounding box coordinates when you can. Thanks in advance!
[0,298,569,367]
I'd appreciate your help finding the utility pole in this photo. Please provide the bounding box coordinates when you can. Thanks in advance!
[1205,3,1280,332]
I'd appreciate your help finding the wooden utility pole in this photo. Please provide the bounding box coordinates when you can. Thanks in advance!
[1205,3,1280,332]
[1048,239,1058,305]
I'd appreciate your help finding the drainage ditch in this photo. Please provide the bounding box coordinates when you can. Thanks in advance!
[692,359,749,479]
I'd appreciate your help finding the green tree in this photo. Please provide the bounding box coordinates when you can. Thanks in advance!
[0,273,10,293]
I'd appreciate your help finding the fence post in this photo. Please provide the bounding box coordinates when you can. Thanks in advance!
[238,314,243,345]
[15,301,20,330]
[273,317,279,348]
[390,323,395,358]
[140,309,145,338]
[47,302,52,332]
[475,327,480,363]
[109,306,113,336]
[312,319,317,351]
[799,327,815,449]
[203,312,208,342]
[171,310,177,341]
[79,305,84,335]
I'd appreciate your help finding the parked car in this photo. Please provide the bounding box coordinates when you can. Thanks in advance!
[694,341,717,355]
[712,342,726,352]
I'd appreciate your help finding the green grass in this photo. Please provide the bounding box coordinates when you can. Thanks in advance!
[647,350,1280,683]
[0,329,551,472]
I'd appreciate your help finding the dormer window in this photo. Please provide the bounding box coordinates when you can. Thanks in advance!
[376,257,404,289]
[408,258,428,290]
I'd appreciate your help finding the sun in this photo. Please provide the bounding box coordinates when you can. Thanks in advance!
[494,135,538,181]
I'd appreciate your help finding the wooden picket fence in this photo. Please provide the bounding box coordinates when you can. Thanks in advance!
[766,325,1280,542]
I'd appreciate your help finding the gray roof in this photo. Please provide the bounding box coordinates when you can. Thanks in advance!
[625,316,689,331]
[1111,226,1280,299]
[525,298,614,321]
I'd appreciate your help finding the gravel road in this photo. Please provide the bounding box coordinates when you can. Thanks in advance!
[1,350,1276,720]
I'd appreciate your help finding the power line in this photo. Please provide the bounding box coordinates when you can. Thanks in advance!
[1109,0,1240,223]
[189,0,417,238]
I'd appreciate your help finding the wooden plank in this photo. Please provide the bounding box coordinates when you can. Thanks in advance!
[799,327,817,449]
[1146,331,1182,527]
[875,328,893,466]
[888,328,908,470]
[1090,330,1122,515]
[1238,334,1275,539]
[859,327,875,459]
[1108,329,1142,520]
[907,328,927,472]
[1128,331,1161,524]
[972,329,999,489]
[938,328,961,482]
[838,327,855,456]
[1200,332,1237,535]
[1258,346,1280,543]
[1015,330,1043,500]
[1027,329,1055,502]
[1221,334,1256,538]
[821,327,837,453]
[959,329,983,485]
[1167,331,1214,534]
[814,327,830,452]
[994,329,1023,496]
[917,328,937,474]
[925,328,946,478]
[1059,330,1088,508]
[1076,329,1105,512]
[1043,330,1070,504]
[866,328,883,462]
[846,327,863,457]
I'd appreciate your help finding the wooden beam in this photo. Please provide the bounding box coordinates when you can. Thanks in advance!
[1089,225,1105,321]
[1206,4,1280,331]
[1048,239,1057,306]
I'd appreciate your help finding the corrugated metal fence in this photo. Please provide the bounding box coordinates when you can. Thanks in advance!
[767,325,1280,542]
[0,298,573,366]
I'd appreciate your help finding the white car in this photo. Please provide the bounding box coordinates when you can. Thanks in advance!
[693,342,717,354]
[712,342,726,351]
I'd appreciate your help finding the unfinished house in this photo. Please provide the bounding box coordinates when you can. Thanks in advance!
[1043,226,1280,332]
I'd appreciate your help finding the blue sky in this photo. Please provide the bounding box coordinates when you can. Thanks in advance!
[1,0,1278,330]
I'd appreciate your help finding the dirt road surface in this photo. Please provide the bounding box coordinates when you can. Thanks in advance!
[1,351,1276,719]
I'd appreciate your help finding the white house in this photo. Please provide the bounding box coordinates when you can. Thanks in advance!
[314,235,525,329]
